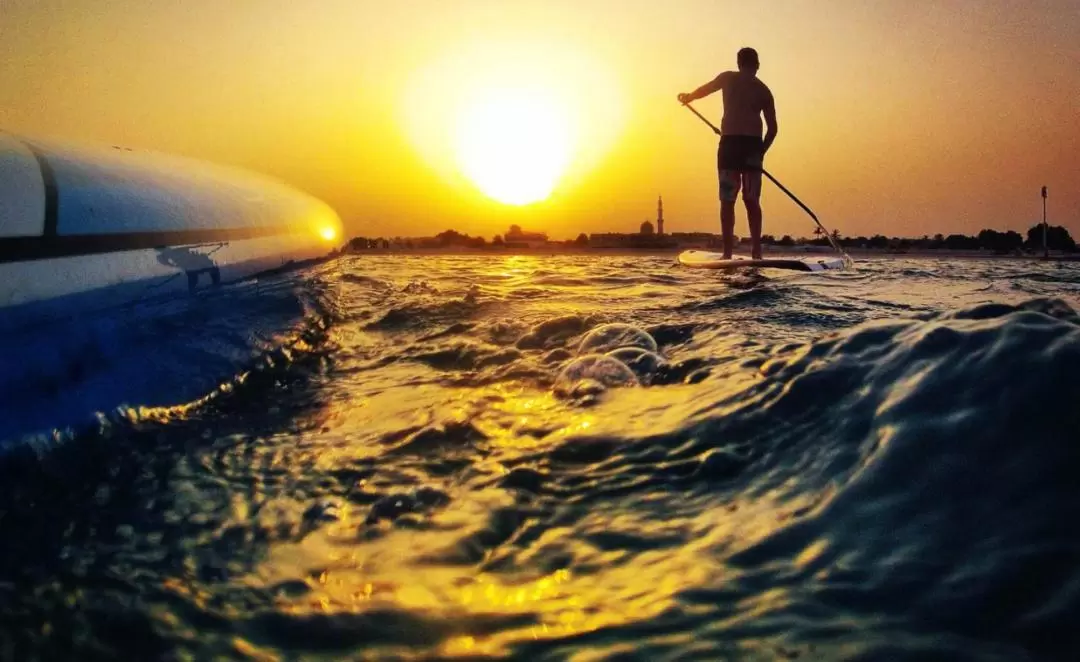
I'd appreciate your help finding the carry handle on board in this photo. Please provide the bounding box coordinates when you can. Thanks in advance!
[680,101,853,266]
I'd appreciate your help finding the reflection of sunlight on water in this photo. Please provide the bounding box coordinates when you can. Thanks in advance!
[493,255,542,278]
[240,369,775,655]
[10,256,1080,659]
[471,387,595,449]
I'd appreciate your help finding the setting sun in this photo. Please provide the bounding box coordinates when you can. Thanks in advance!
[455,87,572,206]
[402,39,624,219]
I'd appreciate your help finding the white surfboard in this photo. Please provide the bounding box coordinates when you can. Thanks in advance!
[678,250,846,272]
[1,132,342,319]
[1,132,344,447]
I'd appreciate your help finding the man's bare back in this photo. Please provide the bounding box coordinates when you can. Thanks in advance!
[713,70,774,138]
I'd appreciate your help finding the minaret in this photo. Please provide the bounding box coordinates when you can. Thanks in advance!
[657,195,664,235]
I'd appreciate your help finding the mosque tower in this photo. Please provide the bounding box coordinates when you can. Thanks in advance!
[657,195,664,235]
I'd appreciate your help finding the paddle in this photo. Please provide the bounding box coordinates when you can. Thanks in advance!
[680,101,852,265]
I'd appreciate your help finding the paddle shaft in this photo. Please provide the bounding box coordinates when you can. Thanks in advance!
[681,102,847,258]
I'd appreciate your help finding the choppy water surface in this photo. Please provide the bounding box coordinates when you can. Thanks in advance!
[4,254,1080,661]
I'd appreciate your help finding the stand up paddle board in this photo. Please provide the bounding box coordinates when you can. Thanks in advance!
[678,250,846,272]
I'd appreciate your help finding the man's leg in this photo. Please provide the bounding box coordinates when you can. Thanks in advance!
[743,171,764,260]
[745,199,762,259]
[719,169,740,259]
[720,200,736,259]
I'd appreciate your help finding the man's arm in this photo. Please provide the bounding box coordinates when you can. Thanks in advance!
[678,73,727,104]
[762,92,778,153]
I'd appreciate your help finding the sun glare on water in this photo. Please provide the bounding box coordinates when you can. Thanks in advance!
[455,88,572,206]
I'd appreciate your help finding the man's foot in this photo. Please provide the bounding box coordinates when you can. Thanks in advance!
[751,253,763,260]
[722,253,732,260]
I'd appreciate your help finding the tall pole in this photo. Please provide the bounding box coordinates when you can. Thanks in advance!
[657,195,664,235]
[1042,186,1048,259]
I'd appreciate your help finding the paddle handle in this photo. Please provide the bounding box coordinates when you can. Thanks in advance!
[682,102,721,135]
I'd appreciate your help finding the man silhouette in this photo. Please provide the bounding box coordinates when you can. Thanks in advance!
[679,47,777,260]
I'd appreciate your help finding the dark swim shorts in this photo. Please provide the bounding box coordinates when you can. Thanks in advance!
[717,135,764,202]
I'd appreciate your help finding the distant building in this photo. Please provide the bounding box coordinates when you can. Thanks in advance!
[588,232,634,248]
[588,231,679,249]
[505,224,549,248]
[584,195,729,249]
[588,195,718,248]
[669,232,722,248]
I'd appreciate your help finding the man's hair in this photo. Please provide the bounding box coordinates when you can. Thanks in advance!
[737,47,759,69]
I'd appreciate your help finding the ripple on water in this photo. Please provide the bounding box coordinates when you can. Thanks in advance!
[5,254,1080,661]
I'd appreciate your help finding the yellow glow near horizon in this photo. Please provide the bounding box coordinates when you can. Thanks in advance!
[455,88,572,205]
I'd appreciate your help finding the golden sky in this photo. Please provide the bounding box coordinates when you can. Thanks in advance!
[1,0,1077,240]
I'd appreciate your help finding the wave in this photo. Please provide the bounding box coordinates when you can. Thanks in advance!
[5,253,1080,660]
[504,297,1080,659]
[0,268,341,452]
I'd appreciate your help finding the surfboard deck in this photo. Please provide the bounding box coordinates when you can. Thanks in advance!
[678,250,846,272]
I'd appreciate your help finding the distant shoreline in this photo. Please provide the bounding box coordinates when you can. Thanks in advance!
[339,246,1080,262]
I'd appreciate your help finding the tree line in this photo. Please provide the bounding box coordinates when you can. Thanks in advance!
[347,229,589,251]
[768,224,1075,253]
[347,223,1075,253]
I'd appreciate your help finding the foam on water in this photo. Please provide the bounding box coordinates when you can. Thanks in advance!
[3,254,1080,660]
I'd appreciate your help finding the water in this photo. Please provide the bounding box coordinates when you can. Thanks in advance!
[4,254,1080,660]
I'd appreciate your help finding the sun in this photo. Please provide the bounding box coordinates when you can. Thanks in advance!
[455,87,572,205]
